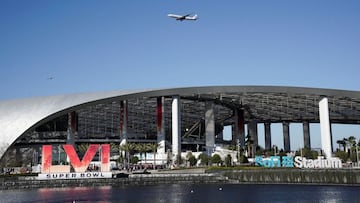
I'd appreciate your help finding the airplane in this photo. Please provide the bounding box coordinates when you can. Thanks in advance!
[167,13,198,21]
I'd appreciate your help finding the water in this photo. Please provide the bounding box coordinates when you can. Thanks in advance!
[1,184,360,203]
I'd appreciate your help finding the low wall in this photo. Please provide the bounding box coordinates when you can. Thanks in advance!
[0,173,228,190]
[2,169,360,190]
[222,169,360,185]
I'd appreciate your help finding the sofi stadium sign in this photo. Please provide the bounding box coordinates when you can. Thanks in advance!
[38,144,112,180]
[255,156,342,169]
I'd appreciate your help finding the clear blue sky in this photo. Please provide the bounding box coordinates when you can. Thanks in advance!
[1,0,360,150]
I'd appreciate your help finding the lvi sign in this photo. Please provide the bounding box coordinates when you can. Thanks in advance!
[38,144,112,179]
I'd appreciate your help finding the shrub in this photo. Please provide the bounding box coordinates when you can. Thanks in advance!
[198,153,209,166]
[225,154,232,167]
[131,156,139,164]
[188,155,197,167]
[211,154,222,165]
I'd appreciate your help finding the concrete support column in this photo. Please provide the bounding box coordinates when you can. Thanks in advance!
[283,122,290,152]
[65,111,77,163]
[172,96,181,165]
[248,121,258,157]
[33,146,40,166]
[233,109,245,148]
[119,100,128,146]
[67,111,77,145]
[319,98,333,158]
[15,147,22,166]
[303,121,311,149]
[264,123,271,150]
[157,97,165,154]
[205,102,215,156]
[217,131,223,141]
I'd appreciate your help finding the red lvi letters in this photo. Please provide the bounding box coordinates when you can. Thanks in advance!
[41,144,110,173]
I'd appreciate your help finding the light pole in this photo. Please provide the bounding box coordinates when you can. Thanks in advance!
[237,139,241,164]
[273,145,277,156]
[58,145,61,164]
[356,139,359,167]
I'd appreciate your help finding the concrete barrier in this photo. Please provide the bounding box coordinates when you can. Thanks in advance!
[1,169,360,190]
[0,173,228,190]
[222,169,360,185]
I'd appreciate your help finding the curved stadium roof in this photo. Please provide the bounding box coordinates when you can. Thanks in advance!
[1,86,360,160]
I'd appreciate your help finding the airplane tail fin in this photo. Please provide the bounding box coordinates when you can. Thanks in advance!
[193,14,198,20]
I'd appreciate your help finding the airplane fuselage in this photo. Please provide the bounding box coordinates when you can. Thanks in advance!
[168,14,198,21]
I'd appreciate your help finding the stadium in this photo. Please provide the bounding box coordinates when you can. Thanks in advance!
[1,86,360,169]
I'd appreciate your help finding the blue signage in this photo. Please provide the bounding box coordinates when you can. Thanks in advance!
[255,156,294,167]
[255,156,342,168]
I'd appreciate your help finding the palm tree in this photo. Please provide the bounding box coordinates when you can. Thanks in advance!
[348,136,357,146]
[136,143,150,167]
[110,143,120,155]
[147,143,160,169]
[77,143,90,155]
[110,143,124,166]
[336,140,346,151]
[348,136,357,157]
[119,143,136,169]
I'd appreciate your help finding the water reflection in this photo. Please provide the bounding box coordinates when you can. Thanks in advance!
[37,186,112,203]
[317,185,355,203]
[1,184,360,203]
[167,184,190,203]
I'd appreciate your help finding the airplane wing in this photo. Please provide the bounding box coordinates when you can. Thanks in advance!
[185,14,198,20]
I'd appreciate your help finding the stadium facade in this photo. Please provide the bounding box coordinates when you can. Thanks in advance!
[1,86,360,167]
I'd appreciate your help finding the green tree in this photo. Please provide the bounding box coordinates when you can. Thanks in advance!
[119,143,136,168]
[348,136,357,156]
[198,152,209,166]
[111,143,128,167]
[147,143,160,169]
[131,156,139,164]
[77,143,90,157]
[335,136,360,163]
[186,152,197,167]
[225,154,232,167]
[188,155,197,167]
[110,143,119,153]
[211,154,222,166]
[336,139,346,151]
[335,151,348,163]
[295,148,318,159]
[136,143,150,167]
[240,154,249,163]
